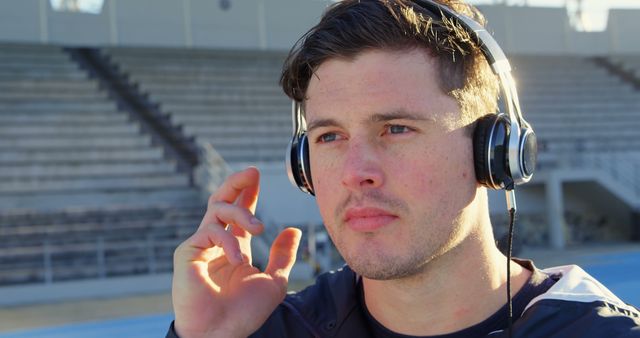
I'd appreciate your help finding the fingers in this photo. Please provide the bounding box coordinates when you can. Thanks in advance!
[211,167,260,212]
[187,223,244,264]
[265,228,302,280]
[205,202,264,237]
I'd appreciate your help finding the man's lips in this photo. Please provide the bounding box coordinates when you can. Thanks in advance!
[344,207,398,232]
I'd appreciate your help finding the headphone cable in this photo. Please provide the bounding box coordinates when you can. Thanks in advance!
[506,206,516,338]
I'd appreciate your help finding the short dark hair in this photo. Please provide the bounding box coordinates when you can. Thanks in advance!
[280,0,499,126]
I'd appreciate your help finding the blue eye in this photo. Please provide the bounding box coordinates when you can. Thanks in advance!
[317,133,338,143]
[387,125,410,134]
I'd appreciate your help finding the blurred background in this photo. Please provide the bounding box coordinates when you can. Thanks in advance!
[0,0,638,337]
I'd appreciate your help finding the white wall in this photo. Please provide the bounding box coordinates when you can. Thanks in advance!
[1,1,639,55]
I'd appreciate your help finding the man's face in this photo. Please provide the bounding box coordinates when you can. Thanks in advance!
[304,48,480,280]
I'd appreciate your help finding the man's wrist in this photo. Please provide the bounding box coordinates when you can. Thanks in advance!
[172,320,245,338]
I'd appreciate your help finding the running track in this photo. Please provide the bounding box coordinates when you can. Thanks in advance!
[1,252,638,338]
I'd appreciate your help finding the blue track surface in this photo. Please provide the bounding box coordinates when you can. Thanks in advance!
[0,313,174,338]
[580,251,640,306]
[1,251,638,338]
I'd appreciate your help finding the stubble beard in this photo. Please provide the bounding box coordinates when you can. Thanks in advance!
[327,190,464,281]
[329,215,467,281]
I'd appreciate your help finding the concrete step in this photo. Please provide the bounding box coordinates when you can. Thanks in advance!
[517,76,619,84]
[0,135,151,149]
[0,53,70,64]
[526,91,636,100]
[110,49,284,60]
[537,129,640,139]
[543,139,640,152]
[140,83,283,94]
[171,113,289,125]
[0,61,79,72]
[0,69,87,80]
[520,81,630,91]
[163,103,290,113]
[0,187,201,212]
[119,64,282,77]
[156,95,287,106]
[112,54,283,68]
[184,124,290,136]
[0,106,121,115]
[0,124,140,137]
[130,73,279,85]
[0,148,164,165]
[523,102,640,111]
[0,162,177,179]
[215,147,286,163]
[0,112,129,124]
[149,92,287,103]
[0,43,65,53]
[0,100,116,111]
[0,80,100,92]
[106,47,285,59]
[0,174,190,194]
[200,135,289,147]
[0,91,108,100]
[0,202,202,223]
[533,120,640,130]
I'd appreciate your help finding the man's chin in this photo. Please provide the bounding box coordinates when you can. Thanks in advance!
[344,252,425,281]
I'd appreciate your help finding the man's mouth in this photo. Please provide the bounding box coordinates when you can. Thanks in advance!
[344,207,398,232]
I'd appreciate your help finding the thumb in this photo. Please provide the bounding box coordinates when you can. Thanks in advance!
[265,227,302,281]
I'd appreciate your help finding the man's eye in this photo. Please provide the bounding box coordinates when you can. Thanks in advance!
[386,125,411,134]
[317,133,338,143]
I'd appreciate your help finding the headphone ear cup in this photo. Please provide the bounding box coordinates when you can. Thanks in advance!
[473,114,511,190]
[299,134,314,195]
[286,133,314,195]
[287,135,303,189]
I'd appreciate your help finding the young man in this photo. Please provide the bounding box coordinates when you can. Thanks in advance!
[167,1,640,337]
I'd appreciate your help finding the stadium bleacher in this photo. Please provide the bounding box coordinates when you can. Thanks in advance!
[105,48,291,165]
[0,43,204,286]
[510,56,640,209]
[1,43,639,288]
[614,55,640,77]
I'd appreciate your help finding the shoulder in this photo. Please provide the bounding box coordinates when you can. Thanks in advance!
[514,265,640,338]
[252,265,362,338]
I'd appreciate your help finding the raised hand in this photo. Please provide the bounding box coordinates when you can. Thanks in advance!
[171,167,302,338]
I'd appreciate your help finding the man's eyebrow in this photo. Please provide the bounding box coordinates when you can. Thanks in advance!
[306,118,343,134]
[306,111,434,133]
[369,111,435,123]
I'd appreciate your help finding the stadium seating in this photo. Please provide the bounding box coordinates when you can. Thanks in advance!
[512,55,640,153]
[3,44,639,287]
[0,43,204,285]
[0,205,201,285]
[613,55,640,76]
[511,55,640,211]
[105,48,290,165]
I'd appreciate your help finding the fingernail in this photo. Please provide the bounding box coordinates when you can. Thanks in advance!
[250,217,261,225]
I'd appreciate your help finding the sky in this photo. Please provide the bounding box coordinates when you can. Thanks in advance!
[467,0,640,31]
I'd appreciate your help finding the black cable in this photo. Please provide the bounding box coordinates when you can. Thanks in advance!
[507,206,516,338]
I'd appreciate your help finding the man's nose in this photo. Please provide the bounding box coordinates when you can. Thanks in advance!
[341,140,384,190]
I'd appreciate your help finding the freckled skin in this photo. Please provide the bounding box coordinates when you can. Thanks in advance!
[305,49,479,280]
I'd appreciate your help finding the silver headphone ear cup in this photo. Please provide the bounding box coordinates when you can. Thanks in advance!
[474,114,512,190]
[518,128,537,181]
[298,134,314,195]
[286,136,302,189]
[286,134,314,195]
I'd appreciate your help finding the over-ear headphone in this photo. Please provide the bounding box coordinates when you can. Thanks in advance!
[286,0,537,196]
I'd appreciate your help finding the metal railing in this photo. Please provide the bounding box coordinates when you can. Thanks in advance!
[194,140,233,200]
[542,150,640,200]
[0,236,182,286]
